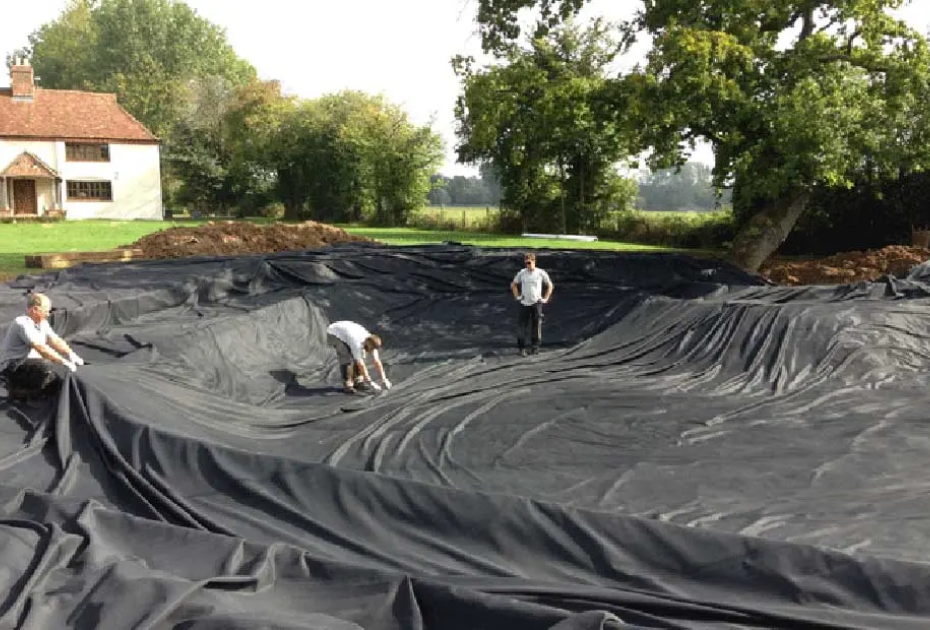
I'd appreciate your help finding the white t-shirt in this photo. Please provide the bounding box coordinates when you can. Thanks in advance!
[0,315,55,371]
[326,320,371,361]
[513,268,552,306]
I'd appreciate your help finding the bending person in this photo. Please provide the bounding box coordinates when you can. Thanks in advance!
[0,293,84,400]
[325,320,391,394]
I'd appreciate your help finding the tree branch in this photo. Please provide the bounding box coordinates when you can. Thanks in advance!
[798,7,815,41]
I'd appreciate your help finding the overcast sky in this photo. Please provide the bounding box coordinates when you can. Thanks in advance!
[4,1,929,176]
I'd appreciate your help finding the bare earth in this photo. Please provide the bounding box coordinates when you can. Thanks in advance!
[125,220,373,258]
[759,245,930,285]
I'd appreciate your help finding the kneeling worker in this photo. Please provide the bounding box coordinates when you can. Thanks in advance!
[325,320,392,394]
[0,293,84,400]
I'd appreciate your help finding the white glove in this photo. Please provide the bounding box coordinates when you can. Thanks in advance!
[369,381,382,392]
[68,351,85,366]
[62,360,77,373]
[381,378,392,390]
[540,298,548,304]
[515,295,522,301]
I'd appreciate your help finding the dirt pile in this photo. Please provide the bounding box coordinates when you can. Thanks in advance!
[760,245,930,285]
[126,220,375,259]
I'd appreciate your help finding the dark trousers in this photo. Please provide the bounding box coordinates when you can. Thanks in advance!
[327,334,353,382]
[517,302,543,350]
[2,359,62,398]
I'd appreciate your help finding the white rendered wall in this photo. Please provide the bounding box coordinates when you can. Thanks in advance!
[0,139,163,220]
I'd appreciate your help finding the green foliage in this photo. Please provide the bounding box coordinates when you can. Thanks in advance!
[605,209,735,250]
[475,0,930,269]
[167,76,292,216]
[22,0,255,141]
[455,18,637,234]
[15,0,259,214]
[779,171,930,255]
[273,91,443,224]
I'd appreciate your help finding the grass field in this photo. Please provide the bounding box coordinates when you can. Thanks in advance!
[337,226,670,250]
[0,220,203,280]
[0,218,686,281]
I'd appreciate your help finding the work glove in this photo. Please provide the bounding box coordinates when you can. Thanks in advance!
[368,381,382,392]
[381,378,392,390]
[68,351,85,366]
[62,360,77,373]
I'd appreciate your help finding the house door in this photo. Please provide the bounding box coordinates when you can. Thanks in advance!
[13,180,37,215]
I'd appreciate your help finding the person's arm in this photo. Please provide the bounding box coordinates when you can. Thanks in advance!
[511,271,522,299]
[542,271,554,302]
[47,329,85,365]
[371,349,390,387]
[354,358,371,382]
[20,321,68,366]
[31,341,68,365]
[47,330,73,357]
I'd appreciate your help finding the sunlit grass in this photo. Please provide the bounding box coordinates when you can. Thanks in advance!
[0,218,693,281]
[339,226,670,251]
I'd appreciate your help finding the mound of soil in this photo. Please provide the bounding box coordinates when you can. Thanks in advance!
[126,220,375,259]
[760,245,930,285]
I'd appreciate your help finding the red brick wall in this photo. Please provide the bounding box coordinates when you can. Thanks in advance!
[11,66,35,99]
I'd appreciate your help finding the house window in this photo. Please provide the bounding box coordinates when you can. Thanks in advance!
[65,143,110,162]
[67,181,113,201]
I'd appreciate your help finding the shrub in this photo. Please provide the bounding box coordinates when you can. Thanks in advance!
[597,209,735,249]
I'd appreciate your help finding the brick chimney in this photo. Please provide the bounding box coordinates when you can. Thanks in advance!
[11,59,35,101]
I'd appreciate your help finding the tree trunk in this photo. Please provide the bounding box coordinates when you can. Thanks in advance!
[559,159,567,235]
[283,199,302,221]
[579,165,585,232]
[728,189,811,273]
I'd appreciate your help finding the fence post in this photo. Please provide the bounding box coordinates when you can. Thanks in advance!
[462,209,466,229]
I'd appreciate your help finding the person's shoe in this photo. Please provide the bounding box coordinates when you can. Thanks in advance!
[530,347,539,355]
[519,348,528,357]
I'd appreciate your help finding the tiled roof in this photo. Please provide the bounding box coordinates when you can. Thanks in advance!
[0,87,158,143]
[0,151,60,178]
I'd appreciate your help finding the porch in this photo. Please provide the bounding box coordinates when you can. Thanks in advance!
[0,152,65,218]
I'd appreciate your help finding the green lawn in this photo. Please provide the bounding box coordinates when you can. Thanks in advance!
[0,219,202,279]
[339,226,671,250]
[0,219,683,281]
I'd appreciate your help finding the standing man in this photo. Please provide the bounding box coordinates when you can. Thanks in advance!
[511,252,554,356]
[0,293,84,400]
[325,320,392,394]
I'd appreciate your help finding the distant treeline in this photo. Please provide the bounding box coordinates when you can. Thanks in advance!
[428,161,731,212]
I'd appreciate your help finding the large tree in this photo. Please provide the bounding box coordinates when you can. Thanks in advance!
[475,0,930,271]
[455,19,638,233]
[170,76,289,214]
[17,0,254,140]
[12,0,257,210]
[273,91,443,223]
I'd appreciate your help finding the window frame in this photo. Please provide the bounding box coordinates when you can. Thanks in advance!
[66,180,113,202]
[65,142,110,163]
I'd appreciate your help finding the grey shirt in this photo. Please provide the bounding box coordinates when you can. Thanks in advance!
[513,268,553,306]
[0,316,55,371]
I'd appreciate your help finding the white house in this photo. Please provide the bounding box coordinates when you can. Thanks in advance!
[0,61,162,220]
